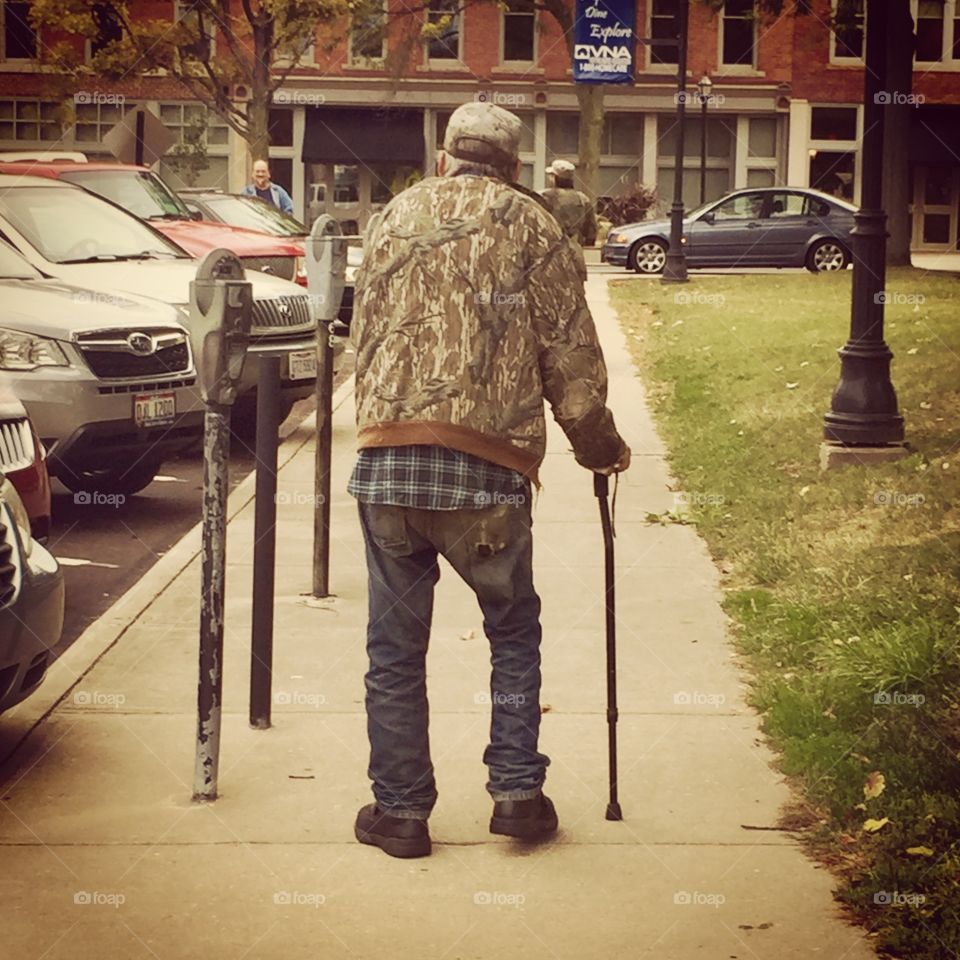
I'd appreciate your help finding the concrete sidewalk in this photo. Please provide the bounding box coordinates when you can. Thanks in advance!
[0,277,875,959]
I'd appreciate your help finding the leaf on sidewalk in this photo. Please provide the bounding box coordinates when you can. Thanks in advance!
[863,772,886,800]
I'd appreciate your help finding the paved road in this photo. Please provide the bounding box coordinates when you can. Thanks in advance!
[46,352,354,659]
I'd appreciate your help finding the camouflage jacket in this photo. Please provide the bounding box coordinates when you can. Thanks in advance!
[352,174,626,482]
[541,187,598,246]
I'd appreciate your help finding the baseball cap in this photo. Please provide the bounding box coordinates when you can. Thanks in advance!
[547,159,576,176]
[443,101,521,169]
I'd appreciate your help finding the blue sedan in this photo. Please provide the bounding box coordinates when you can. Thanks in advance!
[601,187,857,275]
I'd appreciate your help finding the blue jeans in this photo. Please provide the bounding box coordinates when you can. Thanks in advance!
[358,498,549,819]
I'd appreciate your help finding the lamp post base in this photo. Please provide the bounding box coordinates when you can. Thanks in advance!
[819,441,909,471]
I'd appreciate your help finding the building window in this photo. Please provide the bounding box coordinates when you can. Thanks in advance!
[649,0,678,66]
[73,99,136,145]
[721,0,756,67]
[831,0,864,60]
[0,99,61,141]
[174,0,215,61]
[90,3,123,58]
[502,0,534,63]
[350,2,387,63]
[159,103,229,147]
[546,113,579,156]
[811,106,857,141]
[426,0,460,61]
[916,0,944,61]
[2,1,36,60]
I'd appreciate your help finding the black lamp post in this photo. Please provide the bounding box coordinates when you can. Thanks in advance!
[822,0,904,456]
[697,75,712,205]
[662,0,689,284]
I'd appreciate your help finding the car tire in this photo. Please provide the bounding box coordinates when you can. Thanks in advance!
[628,238,668,275]
[806,239,850,273]
[58,458,162,497]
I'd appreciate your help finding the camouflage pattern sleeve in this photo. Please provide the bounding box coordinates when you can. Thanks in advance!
[526,230,627,471]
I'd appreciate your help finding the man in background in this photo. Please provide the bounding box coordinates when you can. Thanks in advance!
[242,159,293,214]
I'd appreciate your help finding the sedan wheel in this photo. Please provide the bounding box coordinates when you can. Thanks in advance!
[807,239,849,273]
[629,239,668,275]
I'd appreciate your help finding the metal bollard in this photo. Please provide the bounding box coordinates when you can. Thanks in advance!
[305,216,346,599]
[188,249,253,802]
[249,355,281,729]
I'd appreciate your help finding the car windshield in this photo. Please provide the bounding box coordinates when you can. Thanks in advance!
[0,240,40,279]
[203,195,306,236]
[0,185,189,263]
[60,168,192,220]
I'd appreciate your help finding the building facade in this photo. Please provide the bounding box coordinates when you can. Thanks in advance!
[0,0,958,250]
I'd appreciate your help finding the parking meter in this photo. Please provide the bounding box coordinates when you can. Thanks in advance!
[306,214,347,326]
[188,249,253,407]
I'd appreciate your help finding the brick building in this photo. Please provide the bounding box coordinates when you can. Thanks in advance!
[0,0,958,251]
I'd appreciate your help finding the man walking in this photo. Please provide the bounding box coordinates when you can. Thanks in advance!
[241,159,294,214]
[349,102,630,859]
[541,158,598,247]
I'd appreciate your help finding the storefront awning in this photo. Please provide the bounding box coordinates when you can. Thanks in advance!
[302,106,425,165]
[911,106,960,166]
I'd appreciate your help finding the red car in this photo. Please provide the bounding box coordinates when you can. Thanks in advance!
[0,396,51,543]
[0,161,307,285]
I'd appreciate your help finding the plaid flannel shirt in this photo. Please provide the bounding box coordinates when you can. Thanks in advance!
[348,445,530,510]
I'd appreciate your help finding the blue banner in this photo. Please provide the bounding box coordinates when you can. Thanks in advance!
[572,0,635,84]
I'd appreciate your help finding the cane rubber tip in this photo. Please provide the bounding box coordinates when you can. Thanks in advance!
[605,802,623,821]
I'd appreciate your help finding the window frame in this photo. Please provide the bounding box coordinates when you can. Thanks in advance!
[423,0,464,66]
[646,0,679,73]
[500,0,536,66]
[348,0,388,66]
[1,1,37,62]
[829,0,865,64]
[719,0,758,72]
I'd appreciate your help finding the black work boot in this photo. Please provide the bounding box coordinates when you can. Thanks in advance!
[354,803,431,859]
[490,792,559,839]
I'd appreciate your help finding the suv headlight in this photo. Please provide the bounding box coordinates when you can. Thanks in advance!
[2,479,32,557]
[609,233,630,245]
[0,328,69,370]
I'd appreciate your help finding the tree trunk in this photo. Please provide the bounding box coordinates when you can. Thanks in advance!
[576,83,605,200]
[882,0,914,266]
[246,18,274,167]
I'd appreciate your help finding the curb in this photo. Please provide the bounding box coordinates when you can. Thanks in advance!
[1,378,356,763]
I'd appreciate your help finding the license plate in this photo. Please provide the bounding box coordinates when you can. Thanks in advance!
[287,350,317,381]
[134,392,176,428]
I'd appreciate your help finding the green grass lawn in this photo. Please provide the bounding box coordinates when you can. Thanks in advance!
[611,267,960,959]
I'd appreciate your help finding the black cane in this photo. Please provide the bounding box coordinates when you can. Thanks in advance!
[594,472,622,821]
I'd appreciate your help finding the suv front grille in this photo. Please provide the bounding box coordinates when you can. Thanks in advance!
[0,516,18,608]
[252,296,314,335]
[241,256,296,281]
[76,329,192,380]
[0,418,35,472]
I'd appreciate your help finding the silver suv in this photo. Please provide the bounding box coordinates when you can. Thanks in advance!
[0,175,320,435]
[0,240,204,495]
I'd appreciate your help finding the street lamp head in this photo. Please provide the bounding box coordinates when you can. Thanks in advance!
[697,75,713,99]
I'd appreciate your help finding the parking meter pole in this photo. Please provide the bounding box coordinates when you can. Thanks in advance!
[313,329,333,598]
[188,249,253,803]
[194,403,230,801]
[249,355,281,729]
[305,215,346,599]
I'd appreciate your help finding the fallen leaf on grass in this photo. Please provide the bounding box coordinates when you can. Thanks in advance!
[905,846,935,857]
[863,772,886,800]
[786,382,799,389]
[863,817,890,833]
